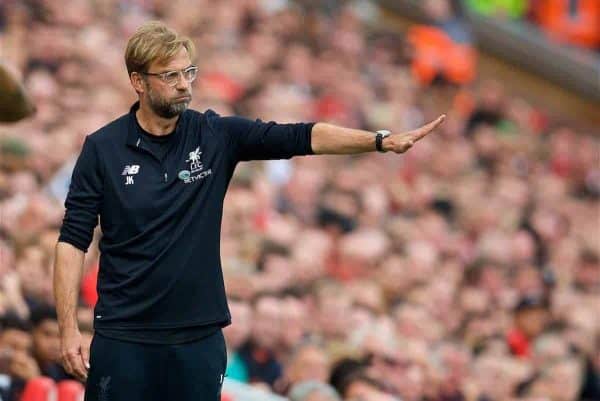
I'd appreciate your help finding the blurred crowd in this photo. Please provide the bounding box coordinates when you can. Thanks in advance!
[0,0,599,401]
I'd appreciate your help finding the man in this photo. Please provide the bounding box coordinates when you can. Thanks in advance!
[223,299,252,383]
[29,305,73,383]
[238,295,284,387]
[53,21,445,401]
[507,295,549,358]
[280,340,331,395]
[0,314,38,401]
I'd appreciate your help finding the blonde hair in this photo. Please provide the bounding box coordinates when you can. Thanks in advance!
[124,21,196,75]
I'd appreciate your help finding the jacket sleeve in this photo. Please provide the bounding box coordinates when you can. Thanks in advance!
[57,136,103,253]
[211,114,315,162]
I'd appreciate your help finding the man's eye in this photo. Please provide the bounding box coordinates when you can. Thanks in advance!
[163,72,179,81]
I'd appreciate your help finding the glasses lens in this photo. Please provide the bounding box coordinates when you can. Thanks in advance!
[163,71,180,86]
[183,67,198,83]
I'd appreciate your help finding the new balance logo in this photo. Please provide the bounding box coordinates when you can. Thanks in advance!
[121,165,140,175]
[122,164,139,185]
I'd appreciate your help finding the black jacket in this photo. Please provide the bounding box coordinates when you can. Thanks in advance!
[58,102,314,330]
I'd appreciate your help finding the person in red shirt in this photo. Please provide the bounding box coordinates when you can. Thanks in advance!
[507,296,549,358]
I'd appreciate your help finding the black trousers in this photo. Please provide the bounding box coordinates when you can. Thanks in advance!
[84,330,227,401]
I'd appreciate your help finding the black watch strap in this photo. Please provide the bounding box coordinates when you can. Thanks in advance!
[375,130,390,152]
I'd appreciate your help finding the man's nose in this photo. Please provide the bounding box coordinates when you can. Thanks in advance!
[175,73,189,90]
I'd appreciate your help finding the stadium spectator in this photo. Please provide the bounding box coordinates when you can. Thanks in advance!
[279,340,331,395]
[238,295,284,387]
[29,305,73,382]
[223,299,252,383]
[0,314,38,401]
[507,296,550,358]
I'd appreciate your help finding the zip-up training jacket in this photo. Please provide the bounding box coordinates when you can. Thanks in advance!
[58,101,315,330]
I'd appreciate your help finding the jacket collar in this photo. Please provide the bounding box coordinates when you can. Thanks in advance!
[126,101,187,149]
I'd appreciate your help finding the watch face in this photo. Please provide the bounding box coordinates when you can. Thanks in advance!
[377,130,391,137]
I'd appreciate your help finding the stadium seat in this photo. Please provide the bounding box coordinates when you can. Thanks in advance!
[408,25,477,85]
[20,377,57,401]
[443,44,478,85]
[533,0,600,49]
[57,380,85,401]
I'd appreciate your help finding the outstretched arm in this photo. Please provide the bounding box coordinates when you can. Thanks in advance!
[311,115,446,155]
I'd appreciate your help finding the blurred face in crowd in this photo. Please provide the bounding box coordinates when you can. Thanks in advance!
[437,343,471,392]
[224,300,252,349]
[286,344,330,385]
[134,47,193,119]
[252,296,282,349]
[0,328,32,357]
[528,360,582,401]
[514,266,544,296]
[280,297,307,350]
[386,354,425,401]
[32,318,61,364]
[0,328,36,379]
[16,245,53,303]
[317,287,353,339]
[515,307,548,339]
[423,0,452,21]
[472,356,526,401]
[575,252,600,292]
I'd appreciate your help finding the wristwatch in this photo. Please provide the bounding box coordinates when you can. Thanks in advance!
[375,130,391,152]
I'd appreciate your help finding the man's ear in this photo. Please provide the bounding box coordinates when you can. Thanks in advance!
[130,72,145,94]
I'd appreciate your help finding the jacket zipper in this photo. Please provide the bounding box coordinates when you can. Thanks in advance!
[134,139,169,183]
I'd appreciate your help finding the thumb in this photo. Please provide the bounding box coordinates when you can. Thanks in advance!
[81,342,90,370]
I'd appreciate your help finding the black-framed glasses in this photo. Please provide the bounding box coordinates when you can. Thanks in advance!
[141,65,198,87]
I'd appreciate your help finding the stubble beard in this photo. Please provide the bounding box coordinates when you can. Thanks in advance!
[147,85,191,119]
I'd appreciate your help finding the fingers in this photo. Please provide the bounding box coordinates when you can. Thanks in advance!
[70,353,87,381]
[64,348,87,381]
[81,342,91,371]
[61,350,74,377]
[413,114,446,141]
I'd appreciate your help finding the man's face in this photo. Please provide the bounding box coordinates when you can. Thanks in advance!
[224,301,252,349]
[32,319,61,364]
[0,329,33,374]
[140,47,193,118]
[515,308,547,339]
[280,298,307,348]
[1,329,32,355]
[287,345,329,385]
[251,297,281,349]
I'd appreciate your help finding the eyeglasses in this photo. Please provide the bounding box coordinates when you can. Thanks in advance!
[141,65,198,87]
